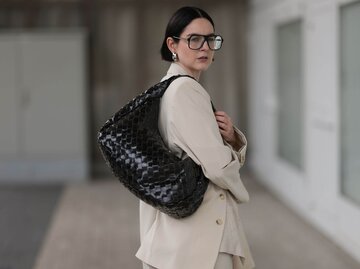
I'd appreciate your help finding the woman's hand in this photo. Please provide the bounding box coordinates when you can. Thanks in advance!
[214,111,241,150]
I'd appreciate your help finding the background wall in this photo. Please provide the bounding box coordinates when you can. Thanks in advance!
[0,0,249,179]
[248,0,360,263]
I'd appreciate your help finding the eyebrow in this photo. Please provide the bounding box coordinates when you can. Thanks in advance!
[185,32,216,37]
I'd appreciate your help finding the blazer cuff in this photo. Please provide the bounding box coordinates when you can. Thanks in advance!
[224,127,247,167]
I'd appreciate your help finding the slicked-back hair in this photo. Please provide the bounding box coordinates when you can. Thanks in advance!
[160,6,215,62]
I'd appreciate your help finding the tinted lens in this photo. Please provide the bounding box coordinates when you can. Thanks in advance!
[212,35,223,50]
[189,35,205,49]
[210,35,223,50]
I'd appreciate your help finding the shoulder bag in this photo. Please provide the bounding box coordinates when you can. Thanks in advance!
[97,75,210,218]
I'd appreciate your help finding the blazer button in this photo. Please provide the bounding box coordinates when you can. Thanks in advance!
[219,193,225,200]
[216,219,223,225]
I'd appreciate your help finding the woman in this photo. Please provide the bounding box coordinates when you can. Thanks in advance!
[136,6,255,269]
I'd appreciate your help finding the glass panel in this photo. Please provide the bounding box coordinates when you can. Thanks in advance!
[340,1,360,205]
[276,20,304,170]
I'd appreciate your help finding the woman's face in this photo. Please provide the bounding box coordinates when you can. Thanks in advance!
[168,18,215,79]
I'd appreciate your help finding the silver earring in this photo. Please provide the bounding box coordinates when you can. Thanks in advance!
[172,52,178,62]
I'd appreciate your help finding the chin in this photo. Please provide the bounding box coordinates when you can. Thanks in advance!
[197,62,211,71]
[200,65,211,72]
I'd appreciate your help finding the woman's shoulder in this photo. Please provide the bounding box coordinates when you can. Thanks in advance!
[162,75,210,102]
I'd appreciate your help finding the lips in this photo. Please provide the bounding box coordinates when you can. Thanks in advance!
[198,56,208,60]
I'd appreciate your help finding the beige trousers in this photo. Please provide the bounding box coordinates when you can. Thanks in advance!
[144,252,238,269]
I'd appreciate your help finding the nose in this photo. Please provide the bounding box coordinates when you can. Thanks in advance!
[200,40,210,51]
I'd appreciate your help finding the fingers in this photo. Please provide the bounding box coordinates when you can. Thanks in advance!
[215,115,226,124]
[215,111,232,126]
[214,110,230,119]
[219,128,234,143]
[214,111,226,116]
[217,121,227,130]
[214,110,236,143]
[214,111,227,122]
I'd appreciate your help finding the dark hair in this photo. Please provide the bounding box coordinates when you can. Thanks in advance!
[160,6,215,62]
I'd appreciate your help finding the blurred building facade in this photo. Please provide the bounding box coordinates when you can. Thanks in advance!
[0,0,248,180]
[248,0,360,263]
[1,0,360,264]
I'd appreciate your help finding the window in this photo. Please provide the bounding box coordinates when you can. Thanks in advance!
[276,20,304,170]
[340,1,360,205]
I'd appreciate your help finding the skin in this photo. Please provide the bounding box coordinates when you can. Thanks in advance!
[166,18,242,150]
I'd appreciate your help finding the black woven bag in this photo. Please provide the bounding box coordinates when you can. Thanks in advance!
[97,75,209,218]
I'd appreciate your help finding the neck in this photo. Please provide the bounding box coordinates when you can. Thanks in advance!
[176,63,201,81]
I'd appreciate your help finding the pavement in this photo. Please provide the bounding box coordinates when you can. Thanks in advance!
[1,173,360,269]
[0,185,63,269]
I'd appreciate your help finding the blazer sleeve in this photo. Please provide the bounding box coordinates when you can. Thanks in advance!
[165,78,249,203]
[223,127,247,168]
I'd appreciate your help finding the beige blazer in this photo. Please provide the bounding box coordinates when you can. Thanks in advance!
[136,63,254,269]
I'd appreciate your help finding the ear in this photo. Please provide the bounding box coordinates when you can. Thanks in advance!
[166,37,177,53]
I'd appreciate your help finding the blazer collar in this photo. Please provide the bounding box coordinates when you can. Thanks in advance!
[166,63,191,77]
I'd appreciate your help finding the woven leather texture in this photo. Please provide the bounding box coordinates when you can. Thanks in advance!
[97,75,209,218]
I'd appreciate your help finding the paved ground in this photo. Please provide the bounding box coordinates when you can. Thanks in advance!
[1,173,360,269]
[0,185,63,269]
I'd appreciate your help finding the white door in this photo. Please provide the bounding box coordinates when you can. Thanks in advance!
[0,31,89,182]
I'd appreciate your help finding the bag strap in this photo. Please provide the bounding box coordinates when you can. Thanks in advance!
[211,101,217,113]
